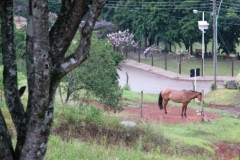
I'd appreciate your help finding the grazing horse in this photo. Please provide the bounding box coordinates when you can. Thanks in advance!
[158,88,202,117]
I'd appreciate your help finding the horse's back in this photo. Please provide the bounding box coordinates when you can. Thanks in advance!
[161,88,191,103]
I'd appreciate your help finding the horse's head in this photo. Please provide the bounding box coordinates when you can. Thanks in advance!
[197,92,202,102]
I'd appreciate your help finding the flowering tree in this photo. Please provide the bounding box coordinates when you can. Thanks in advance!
[48,12,58,29]
[13,0,28,20]
[169,49,195,77]
[107,29,138,55]
[94,19,117,39]
[143,45,162,57]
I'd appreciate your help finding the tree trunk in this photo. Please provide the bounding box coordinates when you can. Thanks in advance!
[1,0,108,159]
[1,0,27,159]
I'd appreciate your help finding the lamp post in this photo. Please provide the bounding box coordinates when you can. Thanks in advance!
[193,10,209,77]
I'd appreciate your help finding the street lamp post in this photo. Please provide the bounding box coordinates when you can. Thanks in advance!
[193,10,209,77]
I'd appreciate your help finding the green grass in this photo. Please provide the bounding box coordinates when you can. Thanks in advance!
[46,135,210,160]
[128,55,240,77]
[2,81,240,159]
[204,88,239,105]
[122,90,158,102]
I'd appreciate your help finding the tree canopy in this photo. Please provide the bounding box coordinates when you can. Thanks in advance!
[103,0,240,55]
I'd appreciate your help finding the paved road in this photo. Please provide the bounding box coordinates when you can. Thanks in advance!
[118,64,218,94]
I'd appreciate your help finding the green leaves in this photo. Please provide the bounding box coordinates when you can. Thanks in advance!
[61,34,124,112]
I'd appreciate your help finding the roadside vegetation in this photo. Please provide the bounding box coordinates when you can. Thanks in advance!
[46,88,239,160]
[1,63,240,159]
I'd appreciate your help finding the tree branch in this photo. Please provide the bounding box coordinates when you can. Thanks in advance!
[58,0,108,77]
[49,0,88,64]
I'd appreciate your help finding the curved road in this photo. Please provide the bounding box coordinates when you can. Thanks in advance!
[118,64,215,94]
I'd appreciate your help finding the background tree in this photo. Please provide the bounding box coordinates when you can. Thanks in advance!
[169,49,195,78]
[61,34,124,112]
[94,19,118,39]
[217,5,240,55]
[0,0,108,159]
[103,0,240,54]
[107,29,138,54]
[13,0,28,19]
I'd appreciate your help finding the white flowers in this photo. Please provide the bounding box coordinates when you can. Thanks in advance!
[143,45,162,57]
[107,29,138,48]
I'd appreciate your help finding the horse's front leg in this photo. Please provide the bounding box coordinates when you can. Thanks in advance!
[184,103,188,118]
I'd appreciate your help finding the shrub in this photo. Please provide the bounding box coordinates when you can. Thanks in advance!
[122,84,131,91]
[236,73,240,90]
[223,80,230,88]
[209,81,217,90]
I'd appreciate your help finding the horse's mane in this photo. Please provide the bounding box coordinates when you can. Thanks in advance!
[188,90,202,95]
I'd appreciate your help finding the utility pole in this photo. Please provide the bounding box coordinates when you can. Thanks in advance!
[213,0,217,90]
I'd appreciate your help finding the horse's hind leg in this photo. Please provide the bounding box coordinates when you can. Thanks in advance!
[164,100,168,114]
[184,107,187,118]
[184,104,188,118]
[182,103,187,118]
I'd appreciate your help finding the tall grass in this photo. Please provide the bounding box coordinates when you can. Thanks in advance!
[46,135,210,160]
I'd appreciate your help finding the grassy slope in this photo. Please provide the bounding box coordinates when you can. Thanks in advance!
[46,89,240,159]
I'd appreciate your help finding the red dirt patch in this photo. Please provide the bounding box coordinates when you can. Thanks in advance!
[215,142,240,160]
[122,102,221,124]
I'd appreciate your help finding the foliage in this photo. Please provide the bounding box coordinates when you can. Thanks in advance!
[107,29,138,54]
[143,45,162,57]
[94,19,118,39]
[13,0,28,18]
[0,18,1,64]
[14,25,26,59]
[204,88,239,105]
[61,34,124,112]
[48,0,61,14]
[209,81,217,91]
[103,0,240,54]
[223,80,230,88]
[48,12,58,29]
[168,49,195,77]
[122,84,131,91]
[0,66,3,92]
[1,0,109,159]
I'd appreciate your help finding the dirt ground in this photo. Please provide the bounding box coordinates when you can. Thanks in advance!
[122,101,221,124]
[120,101,240,160]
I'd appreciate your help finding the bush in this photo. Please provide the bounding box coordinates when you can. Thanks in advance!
[236,73,240,90]
[209,81,217,90]
[122,84,131,91]
[223,80,230,88]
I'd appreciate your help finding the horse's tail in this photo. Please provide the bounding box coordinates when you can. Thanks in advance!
[158,91,163,110]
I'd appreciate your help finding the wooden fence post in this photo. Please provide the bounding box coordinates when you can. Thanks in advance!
[140,91,143,119]
[165,53,167,70]
[151,55,153,66]
[138,42,141,63]
[126,72,129,85]
[201,90,204,122]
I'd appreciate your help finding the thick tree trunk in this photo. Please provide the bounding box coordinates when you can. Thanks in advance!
[1,0,26,159]
[20,0,51,159]
[1,0,108,159]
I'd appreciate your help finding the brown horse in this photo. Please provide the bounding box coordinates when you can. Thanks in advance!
[158,88,202,117]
